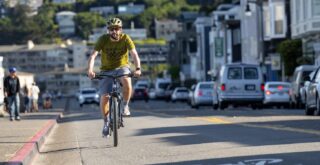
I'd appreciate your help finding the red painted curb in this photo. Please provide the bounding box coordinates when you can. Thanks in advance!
[7,114,61,165]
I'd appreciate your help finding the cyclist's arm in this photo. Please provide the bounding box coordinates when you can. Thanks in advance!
[87,50,99,78]
[129,48,141,70]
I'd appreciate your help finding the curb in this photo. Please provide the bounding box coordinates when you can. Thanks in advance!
[6,113,62,165]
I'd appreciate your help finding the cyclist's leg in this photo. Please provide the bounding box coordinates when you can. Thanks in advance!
[99,74,113,119]
[120,76,132,115]
[100,94,110,119]
[99,75,113,136]
[120,76,132,103]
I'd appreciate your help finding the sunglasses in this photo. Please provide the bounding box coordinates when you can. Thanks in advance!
[109,27,121,31]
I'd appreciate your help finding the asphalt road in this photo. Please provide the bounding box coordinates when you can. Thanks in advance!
[32,98,320,165]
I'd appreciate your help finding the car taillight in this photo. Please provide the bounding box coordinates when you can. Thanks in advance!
[221,84,226,91]
[260,84,265,91]
[266,90,271,95]
[198,90,203,96]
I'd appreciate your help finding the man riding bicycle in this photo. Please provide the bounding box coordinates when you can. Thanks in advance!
[87,17,141,136]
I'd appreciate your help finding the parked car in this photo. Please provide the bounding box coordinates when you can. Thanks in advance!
[77,88,99,107]
[171,87,189,102]
[190,81,218,109]
[164,83,180,101]
[187,84,196,105]
[216,63,264,110]
[291,65,316,108]
[131,87,149,102]
[154,78,171,99]
[303,67,320,116]
[300,71,315,107]
[263,82,292,108]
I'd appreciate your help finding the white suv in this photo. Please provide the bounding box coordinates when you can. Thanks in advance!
[77,88,99,107]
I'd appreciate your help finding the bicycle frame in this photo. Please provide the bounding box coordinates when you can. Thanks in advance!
[94,72,133,147]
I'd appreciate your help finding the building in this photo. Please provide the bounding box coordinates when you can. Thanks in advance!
[89,26,147,43]
[3,0,43,15]
[168,12,199,79]
[210,3,240,77]
[241,0,289,80]
[56,11,76,36]
[90,6,114,17]
[42,67,90,96]
[193,17,213,81]
[154,19,183,41]
[52,0,76,4]
[117,3,145,15]
[291,0,320,66]
[0,41,87,74]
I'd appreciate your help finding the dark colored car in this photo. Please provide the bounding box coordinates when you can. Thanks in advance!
[131,87,149,102]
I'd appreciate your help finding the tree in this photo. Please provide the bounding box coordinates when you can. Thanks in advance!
[277,39,303,76]
[74,12,105,39]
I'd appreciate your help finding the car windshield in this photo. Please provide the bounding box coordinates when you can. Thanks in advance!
[199,84,213,89]
[135,89,145,92]
[81,90,96,94]
[159,83,170,89]
[177,89,188,92]
[269,84,290,88]
[302,71,312,79]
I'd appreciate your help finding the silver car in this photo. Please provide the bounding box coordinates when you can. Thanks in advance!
[304,66,320,116]
[263,82,292,108]
[171,87,189,102]
[190,82,218,109]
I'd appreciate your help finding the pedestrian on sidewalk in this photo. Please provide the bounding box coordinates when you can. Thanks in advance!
[4,67,21,121]
[31,82,40,112]
[23,85,31,113]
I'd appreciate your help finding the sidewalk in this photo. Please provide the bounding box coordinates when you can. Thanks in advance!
[0,109,63,165]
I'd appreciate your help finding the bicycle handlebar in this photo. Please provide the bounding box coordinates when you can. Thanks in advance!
[92,72,135,80]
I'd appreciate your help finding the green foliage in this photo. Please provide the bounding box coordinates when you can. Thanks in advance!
[74,12,105,39]
[169,65,180,81]
[277,39,303,76]
[0,4,59,44]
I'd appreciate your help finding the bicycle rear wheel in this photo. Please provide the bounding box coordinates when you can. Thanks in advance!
[111,97,119,147]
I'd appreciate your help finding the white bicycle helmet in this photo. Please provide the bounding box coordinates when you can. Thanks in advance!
[107,17,122,28]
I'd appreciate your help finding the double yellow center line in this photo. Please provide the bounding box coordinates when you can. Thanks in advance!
[188,117,232,124]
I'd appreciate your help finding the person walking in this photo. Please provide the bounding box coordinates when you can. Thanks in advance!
[31,82,40,112]
[23,85,31,113]
[4,67,21,121]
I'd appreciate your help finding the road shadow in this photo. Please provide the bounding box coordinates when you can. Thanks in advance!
[149,151,320,165]
[133,119,320,147]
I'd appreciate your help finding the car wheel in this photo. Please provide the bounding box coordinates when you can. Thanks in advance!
[316,98,320,116]
[305,102,314,116]
[219,101,226,110]
[213,104,218,110]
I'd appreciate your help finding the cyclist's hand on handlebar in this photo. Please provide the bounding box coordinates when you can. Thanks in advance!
[87,70,96,79]
[133,70,141,78]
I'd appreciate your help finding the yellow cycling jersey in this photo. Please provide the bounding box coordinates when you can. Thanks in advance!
[94,33,135,71]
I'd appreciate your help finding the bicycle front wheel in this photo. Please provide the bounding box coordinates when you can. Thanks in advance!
[111,97,119,147]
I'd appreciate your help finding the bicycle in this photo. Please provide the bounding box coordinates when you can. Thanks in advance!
[93,71,133,147]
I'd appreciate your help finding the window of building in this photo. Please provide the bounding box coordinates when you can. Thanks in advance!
[312,0,320,16]
[273,0,285,35]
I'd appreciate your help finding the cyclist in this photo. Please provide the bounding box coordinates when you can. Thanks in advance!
[87,17,141,136]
